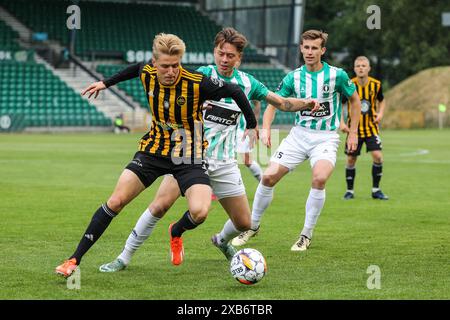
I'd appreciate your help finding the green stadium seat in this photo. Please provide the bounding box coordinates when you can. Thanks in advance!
[1,0,267,63]
[0,61,112,128]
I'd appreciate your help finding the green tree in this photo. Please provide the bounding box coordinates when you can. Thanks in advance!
[303,0,450,87]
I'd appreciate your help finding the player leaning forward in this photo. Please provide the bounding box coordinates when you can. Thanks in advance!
[232,30,362,251]
[98,27,320,272]
[54,33,261,277]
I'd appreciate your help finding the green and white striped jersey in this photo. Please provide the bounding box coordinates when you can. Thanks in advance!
[276,62,356,131]
[197,65,268,161]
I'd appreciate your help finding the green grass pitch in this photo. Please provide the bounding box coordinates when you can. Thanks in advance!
[0,129,449,299]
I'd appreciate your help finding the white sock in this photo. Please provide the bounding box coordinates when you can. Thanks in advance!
[372,188,380,193]
[248,161,263,181]
[301,188,326,239]
[118,209,160,265]
[251,183,274,230]
[217,219,240,245]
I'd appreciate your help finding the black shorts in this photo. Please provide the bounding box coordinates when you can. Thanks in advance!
[125,151,210,196]
[345,135,382,157]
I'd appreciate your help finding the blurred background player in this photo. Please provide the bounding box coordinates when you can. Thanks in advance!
[340,56,388,200]
[232,30,362,251]
[114,113,130,133]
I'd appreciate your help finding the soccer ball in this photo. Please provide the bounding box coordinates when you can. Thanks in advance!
[230,248,267,285]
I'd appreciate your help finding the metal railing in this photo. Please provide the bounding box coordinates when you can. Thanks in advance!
[68,52,136,110]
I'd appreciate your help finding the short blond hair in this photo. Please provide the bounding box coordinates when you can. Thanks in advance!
[354,56,371,66]
[301,29,328,48]
[152,33,186,59]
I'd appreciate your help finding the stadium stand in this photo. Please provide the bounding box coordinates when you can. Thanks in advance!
[0,61,112,127]
[0,0,294,129]
[0,18,20,50]
[0,0,269,63]
[0,1,114,129]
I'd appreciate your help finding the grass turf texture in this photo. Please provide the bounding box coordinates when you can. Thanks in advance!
[0,129,449,299]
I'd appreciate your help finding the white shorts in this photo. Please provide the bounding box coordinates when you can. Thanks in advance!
[236,129,253,153]
[207,159,246,199]
[270,126,340,171]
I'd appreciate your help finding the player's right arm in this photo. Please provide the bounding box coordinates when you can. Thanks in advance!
[260,105,276,147]
[251,72,319,113]
[337,69,360,152]
[374,84,385,124]
[265,91,320,113]
[340,103,350,133]
[347,91,362,152]
[81,63,143,99]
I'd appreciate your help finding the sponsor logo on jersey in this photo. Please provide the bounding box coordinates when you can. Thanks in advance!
[204,105,241,126]
[176,96,186,106]
[156,121,183,130]
[300,102,330,117]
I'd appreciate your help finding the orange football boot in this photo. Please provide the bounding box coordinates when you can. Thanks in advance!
[55,258,78,277]
[168,223,184,266]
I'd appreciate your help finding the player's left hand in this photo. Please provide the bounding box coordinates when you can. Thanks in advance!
[347,131,358,152]
[243,128,257,149]
[374,113,383,124]
[81,81,106,99]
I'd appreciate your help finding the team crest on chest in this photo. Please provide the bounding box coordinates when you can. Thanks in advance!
[164,100,170,109]
[177,96,186,106]
[322,83,330,93]
[361,99,371,114]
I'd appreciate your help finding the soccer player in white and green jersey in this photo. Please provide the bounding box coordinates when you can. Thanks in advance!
[232,30,362,251]
[98,28,320,271]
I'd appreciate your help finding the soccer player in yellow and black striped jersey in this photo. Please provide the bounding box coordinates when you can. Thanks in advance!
[341,56,388,200]
[55,33,258,276]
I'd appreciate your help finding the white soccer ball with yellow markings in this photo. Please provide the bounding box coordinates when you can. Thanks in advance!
[230,248,267,285]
